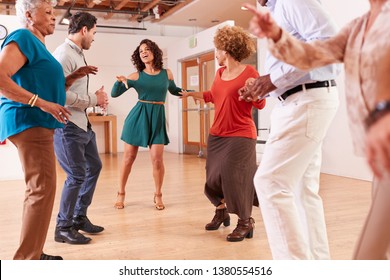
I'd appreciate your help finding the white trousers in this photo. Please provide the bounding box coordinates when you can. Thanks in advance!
[255,86,339,259]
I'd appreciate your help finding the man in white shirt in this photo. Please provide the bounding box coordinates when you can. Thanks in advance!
[52,12,108,245]
[240,0,340,259]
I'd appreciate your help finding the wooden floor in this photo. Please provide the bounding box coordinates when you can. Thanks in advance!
[0,152,372,260]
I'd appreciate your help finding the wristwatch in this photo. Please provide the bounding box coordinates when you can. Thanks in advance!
[0,24,8,40]
[365,100,390,128]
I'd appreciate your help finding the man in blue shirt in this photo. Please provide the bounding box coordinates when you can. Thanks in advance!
[240,0,340,259]
[53,12,108,245]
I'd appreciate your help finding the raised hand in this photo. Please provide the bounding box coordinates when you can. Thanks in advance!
[242,3,282,42]
[72,65,98,78]
[116,75,129,89]
[66,66,98,90]
[95,85,109,110]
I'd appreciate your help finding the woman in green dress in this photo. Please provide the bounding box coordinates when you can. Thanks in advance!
[112,39,184,210]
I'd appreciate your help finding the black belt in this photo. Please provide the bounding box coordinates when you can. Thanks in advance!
[278,80,336,101]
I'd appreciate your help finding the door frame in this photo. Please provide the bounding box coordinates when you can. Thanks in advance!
[181,51,215,156]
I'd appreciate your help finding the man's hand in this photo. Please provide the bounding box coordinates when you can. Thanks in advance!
[74,65,98,77]
[238,74,276,102]
[95,85,108,111]
[242,3,282,42]
[65,66,98,90]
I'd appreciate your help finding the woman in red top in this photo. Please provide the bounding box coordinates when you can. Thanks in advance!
[182,25,266,242]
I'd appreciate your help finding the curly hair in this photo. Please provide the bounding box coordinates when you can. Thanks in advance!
[213,25,256,62]
[131,39,163,72]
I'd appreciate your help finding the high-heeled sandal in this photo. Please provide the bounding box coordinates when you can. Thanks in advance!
[114,192,125,209]
[153,193,165,210]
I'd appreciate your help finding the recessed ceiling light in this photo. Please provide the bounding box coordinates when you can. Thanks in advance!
[241,6,248,10]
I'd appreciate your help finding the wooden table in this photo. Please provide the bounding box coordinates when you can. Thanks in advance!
[88,115,117,155]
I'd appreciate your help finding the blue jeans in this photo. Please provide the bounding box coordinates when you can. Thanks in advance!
[54,122,102,228]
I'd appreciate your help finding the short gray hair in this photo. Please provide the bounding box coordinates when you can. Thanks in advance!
[15,0,57,27]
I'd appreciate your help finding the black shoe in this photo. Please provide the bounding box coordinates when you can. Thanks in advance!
[40,253,63,260]
[73,215,104,234]
[55,226,92,245]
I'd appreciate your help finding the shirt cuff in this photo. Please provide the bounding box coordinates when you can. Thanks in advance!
[89,93,98,107]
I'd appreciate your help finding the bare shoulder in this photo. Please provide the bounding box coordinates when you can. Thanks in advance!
[166,68,174,80]
[127,72,139,80]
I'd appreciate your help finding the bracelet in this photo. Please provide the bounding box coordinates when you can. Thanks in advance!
[28,94,38,107]
[365,100,390,128]
[27,94,37,105]
[30,94,38,107]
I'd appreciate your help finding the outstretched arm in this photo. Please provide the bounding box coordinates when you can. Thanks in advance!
[166,69,185,96]
[111,73,137,98]
[180,91,204,100]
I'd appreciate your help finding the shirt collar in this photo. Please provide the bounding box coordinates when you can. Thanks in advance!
[65,38,83,56]
[266,0,276,11]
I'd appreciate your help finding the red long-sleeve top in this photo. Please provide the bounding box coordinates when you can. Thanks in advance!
[203,65,266,139]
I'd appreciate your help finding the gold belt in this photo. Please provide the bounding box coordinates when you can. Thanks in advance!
[139,99,165,105]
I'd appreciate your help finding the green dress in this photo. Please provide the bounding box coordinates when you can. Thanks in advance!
[111,69,182,147]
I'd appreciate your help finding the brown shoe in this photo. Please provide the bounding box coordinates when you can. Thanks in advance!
[226,217,255,242]
[205,208,230,230]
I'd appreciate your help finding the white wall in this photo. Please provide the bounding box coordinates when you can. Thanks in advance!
[320,0,371,180]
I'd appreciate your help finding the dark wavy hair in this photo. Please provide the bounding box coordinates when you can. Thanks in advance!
[131,39,163,72]
[68,12,97,35]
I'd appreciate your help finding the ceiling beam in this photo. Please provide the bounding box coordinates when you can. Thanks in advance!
[54,5,149,16]
[104,0,130,20]
[128,0,160,22]
[152,0,194,23]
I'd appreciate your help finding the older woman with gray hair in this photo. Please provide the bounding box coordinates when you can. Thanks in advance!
[0,0,92,260]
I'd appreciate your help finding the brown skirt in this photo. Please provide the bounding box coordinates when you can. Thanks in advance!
[204,135,258,219]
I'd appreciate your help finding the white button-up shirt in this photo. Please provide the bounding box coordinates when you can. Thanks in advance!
[265,0,341,98]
